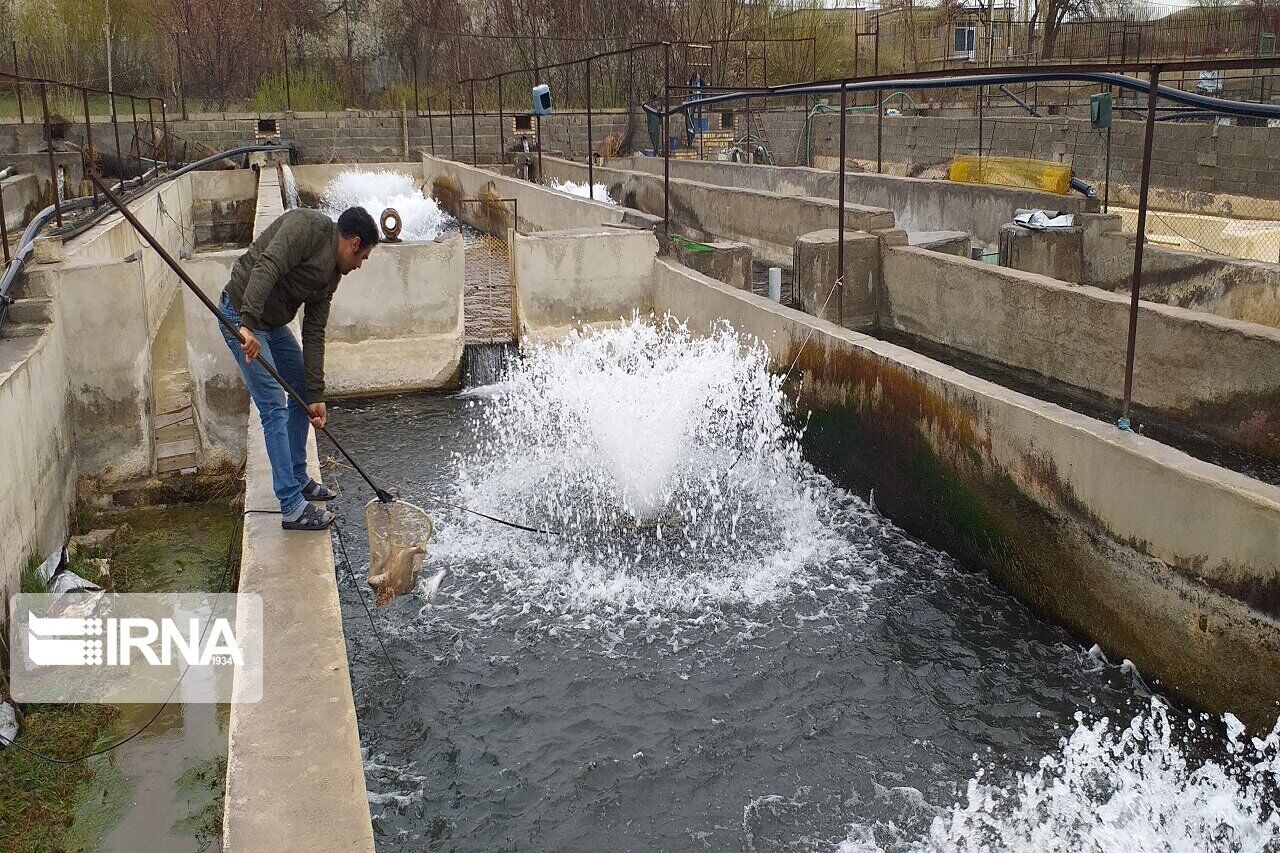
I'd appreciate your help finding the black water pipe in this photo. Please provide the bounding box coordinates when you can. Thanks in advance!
[662,68,1280,121]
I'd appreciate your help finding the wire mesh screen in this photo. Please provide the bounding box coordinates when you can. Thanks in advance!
[464,230,515,343]
[460,203,517,344]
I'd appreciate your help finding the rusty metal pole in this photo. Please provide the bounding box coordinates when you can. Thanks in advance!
[427,94,435,154]
[0,182,10,264]
[1103,121,1113,213]
[146,98,156,162]
[586,57,594,199]
[534,40,544,182]
[176,32,187,120]
[110,92,122,166]
[160,100,167,162]
[977,80,985,160]
[837,81,848,327]
[1120,66,1161,428]
[448,86,456,160]
[743,39,750,159]
[497,74,505,165]
[39,83,61,226]
[11,41,23,124]
[470,78,478,165]
[876,27,883,173]
[130,96,139,161]
[412,51,419,115]
[663,42,671,240]
[283,36,292,112]
[83,89,97,207]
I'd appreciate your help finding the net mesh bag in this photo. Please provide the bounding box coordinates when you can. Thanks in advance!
[365,498,436,607]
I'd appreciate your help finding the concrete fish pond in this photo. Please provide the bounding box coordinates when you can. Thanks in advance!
[319,320,1280,852]
[4,136,1280,852]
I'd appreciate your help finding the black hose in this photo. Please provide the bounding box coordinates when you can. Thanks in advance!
[665,70,1280,121]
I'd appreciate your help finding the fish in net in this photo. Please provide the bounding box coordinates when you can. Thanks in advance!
[364,498,443,607]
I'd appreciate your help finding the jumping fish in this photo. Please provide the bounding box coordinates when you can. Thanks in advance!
[422,567,451,603]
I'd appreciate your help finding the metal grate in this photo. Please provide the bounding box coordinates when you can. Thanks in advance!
[459,202,517,344]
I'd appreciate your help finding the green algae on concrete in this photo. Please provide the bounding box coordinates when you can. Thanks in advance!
[0,498,240,853]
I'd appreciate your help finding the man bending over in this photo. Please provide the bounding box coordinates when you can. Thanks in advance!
[220,206,379,531]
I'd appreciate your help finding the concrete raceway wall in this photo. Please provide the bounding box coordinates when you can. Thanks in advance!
[540,155,895,268]
[652,259,1280,729]
[0,170,228,594]
[597,154,1097,247]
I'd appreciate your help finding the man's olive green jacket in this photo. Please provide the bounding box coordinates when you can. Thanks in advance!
[223,208,341,401]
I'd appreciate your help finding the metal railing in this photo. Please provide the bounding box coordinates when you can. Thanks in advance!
[0,64,170,230]
[657,56,1280,425]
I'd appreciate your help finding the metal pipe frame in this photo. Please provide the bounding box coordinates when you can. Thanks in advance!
[586,57,593,200]
[837,82,847,327]
[658,58,1280,117]
[1121,66,1161,426]
[39,82,61,226]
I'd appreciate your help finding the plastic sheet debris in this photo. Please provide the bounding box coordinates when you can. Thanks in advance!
[1014,208,1076,230]
[0,701,17,748]
[36,546,104,595]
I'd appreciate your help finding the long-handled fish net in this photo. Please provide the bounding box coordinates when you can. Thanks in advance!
[364,498,438,607]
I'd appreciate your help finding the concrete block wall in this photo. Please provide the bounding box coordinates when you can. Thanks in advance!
[421,154,653,233]
[540,155,896,267]
[326,235,466,395]
[182,250,248,469]
[22,176,196,485]
[1001,213,1280,330]
[0,326,74,597]
[761,110,1280,204]
[673,239,753,292]
[159,110,633,165]
[793,229,885,329]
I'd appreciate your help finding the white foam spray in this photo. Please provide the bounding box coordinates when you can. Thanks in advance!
[320,169,453,241]
[281,163,300,209]
[432,316,852,627]
[549,178,616,204]
[836,699,1280,852]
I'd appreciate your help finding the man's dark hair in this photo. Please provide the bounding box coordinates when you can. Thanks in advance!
[337,206,380,250]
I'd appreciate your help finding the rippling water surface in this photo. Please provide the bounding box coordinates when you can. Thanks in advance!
[324,321,1279,852]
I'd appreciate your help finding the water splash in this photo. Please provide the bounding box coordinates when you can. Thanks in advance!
[549,178,616,204]
[432,316,845,620]
[281,163,300,209]
[320,169,452,240]
[837,699,1280,853]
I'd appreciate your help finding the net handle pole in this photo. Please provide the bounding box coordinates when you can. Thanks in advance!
[87,169,395,504]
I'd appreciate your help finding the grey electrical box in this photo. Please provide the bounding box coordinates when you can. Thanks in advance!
[1090,92,1112,130]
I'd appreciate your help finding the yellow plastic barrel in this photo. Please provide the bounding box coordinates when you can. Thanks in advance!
[948,155,1073,195]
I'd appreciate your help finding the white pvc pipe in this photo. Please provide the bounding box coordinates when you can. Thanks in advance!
[768,267,782,302]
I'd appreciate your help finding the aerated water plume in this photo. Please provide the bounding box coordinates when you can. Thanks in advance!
[436,316,843,619]
[320,169,452,240]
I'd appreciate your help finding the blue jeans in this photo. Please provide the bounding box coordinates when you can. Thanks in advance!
[218,292,311,516]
